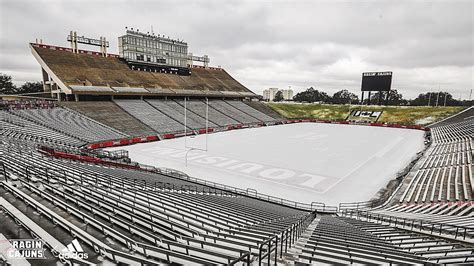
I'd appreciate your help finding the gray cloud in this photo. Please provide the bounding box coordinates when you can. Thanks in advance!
[0,0,472,99]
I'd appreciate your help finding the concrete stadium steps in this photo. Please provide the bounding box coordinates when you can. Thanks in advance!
[113,99,186,134]
[60,101,156,137]
[10,107,126,142]
[33,45,253,93]
[242,101,283,120]
[173,99,239,127]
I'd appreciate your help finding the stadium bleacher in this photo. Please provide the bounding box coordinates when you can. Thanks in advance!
[0,134,313,264]
[0,110,85,147]
[225,100,279,123]
[298,215,474,264]
[11,107,126,143]
[242,100,283,121]
[60,101,156,137]
[390,107,473,209]
[173,99,240,127]
[0,99,472,264]
[32,44,253,96]
[145,99,218,130]
[208,100,261,124]
[3,36,470,265]
[113,99,187,134]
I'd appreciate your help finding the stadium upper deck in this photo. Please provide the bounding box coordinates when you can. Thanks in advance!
[30,43,255,100]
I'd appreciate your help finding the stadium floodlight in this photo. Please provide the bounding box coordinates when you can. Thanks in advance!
[184,97,209,166]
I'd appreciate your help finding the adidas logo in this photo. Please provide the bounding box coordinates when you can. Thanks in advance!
[59,239,89,260]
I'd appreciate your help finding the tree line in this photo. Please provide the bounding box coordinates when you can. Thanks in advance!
[0,73,43,95]
[275,87,472,106]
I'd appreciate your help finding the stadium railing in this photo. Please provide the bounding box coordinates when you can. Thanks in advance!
[257,211,317,265]
[341,209,473,241]
[38,144,338,213]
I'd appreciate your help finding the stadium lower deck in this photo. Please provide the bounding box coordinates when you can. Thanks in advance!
[0,101,473,265]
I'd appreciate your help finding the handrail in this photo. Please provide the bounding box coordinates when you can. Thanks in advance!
[0,162,7,181]
[38,145,332,212]
[257,211,317,265]
[229,251,251,265]
[258,235,278,266]
[342,209,473,240]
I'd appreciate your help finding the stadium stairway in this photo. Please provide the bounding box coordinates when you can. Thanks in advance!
[280,215,321,265]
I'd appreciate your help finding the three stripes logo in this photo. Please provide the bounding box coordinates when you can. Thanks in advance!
[59,239,89,260]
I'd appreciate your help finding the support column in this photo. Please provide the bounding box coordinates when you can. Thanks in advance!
[361,91,364,105]
[74,94,79,102]
[70,31,74,51]
[368,91,371,105]
[385,90,390,105]
[378,91,383,105]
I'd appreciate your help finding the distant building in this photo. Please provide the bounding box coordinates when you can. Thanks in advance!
[282,89,293,100]
[263,88,279,101]
[263,88,293,101]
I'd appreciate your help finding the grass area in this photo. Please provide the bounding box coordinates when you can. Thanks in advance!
[267,103,465,125]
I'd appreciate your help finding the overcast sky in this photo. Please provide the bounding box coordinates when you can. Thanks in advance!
[0,0,472,99]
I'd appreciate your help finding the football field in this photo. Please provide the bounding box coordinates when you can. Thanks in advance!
[110,123,425,205]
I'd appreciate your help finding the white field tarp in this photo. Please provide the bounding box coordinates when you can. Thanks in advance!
[109,123,425,206]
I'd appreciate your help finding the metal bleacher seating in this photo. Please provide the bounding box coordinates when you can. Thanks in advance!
[11,107,126,143]
[225,100,278,122]
[1,101,472,265]
[298,215,474,264]
[1,110,85,147]
[145,99,218,130]
[208,100,261,124]
[0,137,311,265]
[387,107,473,216]
[173,99,239,127]
[113,99,187,134]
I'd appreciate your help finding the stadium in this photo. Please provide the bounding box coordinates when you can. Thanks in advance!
[0,25,473,265]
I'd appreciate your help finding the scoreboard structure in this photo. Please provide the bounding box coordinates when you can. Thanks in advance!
[360,71,393,105]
